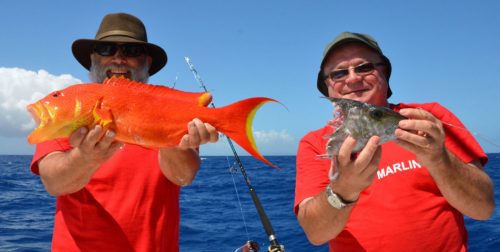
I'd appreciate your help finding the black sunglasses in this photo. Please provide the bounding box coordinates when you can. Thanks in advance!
[325,62,384,82]
[93,43,147,57]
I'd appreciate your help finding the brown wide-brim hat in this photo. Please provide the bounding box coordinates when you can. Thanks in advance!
[317,32,392,98]
[72,12,167,76]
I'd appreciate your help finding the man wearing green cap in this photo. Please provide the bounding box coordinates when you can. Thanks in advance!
[294,32,494,251]
[29,13,218,251]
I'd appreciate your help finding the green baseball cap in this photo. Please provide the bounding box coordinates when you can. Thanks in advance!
[316,32,392,98]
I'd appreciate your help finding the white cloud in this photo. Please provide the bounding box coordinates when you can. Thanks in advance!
[254,129,294,145]
[0,67,81,137]
[254,129,296,155]
[199,129,296,156]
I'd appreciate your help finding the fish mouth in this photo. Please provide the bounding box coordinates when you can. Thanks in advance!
[26,102,60,144]
[329,105,345,129]
[27,102,52,128]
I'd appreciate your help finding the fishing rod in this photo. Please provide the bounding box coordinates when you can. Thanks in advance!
[185,57,285,252]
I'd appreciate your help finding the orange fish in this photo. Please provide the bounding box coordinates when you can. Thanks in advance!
[27,77,278,168]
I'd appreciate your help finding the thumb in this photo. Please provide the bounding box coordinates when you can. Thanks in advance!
[178,134,191,149]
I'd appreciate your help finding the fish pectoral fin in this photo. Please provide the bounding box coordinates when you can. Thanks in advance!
[92,98,114,127]
[325,129,349,156]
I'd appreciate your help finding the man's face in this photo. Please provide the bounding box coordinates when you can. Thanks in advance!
[322,43,389,106]
[89,43,153,83]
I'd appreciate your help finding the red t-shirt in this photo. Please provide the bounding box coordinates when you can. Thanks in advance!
[294,102,487,251]
[31,140,180,252]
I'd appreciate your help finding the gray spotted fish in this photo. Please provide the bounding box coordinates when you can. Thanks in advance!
[323,98,406,159]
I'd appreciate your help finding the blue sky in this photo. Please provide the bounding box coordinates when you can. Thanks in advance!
[1,0,500,156]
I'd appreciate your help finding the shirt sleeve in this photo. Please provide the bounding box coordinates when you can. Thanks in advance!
[30,138,72,175]
[294,127,332,215]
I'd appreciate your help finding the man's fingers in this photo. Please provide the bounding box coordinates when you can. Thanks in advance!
[69,127,88,147]
[354,136,380,168]
[83,125,105,147]
[192,118,208,144]
[184,119,219,147]
[337,136,357,166]
[178,134,191,149]
[399,108,438,122]
[205,123,218,143]
[95,130,118,150]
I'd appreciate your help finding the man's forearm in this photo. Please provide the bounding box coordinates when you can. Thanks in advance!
[297,191,354,245]
[427,150,495,220]
[38,150,101,196]
[158,147,200,186]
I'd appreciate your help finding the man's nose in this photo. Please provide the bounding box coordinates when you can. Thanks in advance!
[344,68,362,83]
[110,49,127,64]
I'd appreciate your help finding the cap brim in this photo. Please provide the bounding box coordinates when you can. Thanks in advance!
[72,38,167,76]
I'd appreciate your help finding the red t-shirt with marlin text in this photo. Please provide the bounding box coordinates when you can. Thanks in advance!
[294,102,487,252]
[31,142,180,252]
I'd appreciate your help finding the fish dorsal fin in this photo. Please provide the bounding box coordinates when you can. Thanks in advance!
[103,77,212,106]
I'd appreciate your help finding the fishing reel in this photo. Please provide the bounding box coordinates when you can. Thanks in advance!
[268,244,285,252]
[235,240,259,252]
[234,240,285,252]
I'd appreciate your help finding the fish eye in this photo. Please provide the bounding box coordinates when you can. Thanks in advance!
[370,109,384,120]
[52,91,61,98]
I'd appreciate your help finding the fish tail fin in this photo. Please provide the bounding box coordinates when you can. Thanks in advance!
[217,97,280,169]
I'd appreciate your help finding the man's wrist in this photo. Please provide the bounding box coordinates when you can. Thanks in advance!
[330,179,360,203]
[325,184,357,209]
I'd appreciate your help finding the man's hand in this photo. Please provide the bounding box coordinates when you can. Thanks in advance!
[395,108,446,167]
[178,118,219,149]
[158,118,219,186]
[69,125,123,166]
[332,136,382,202]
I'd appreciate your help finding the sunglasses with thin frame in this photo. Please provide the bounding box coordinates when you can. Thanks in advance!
[325,62,384,82]
[93,43,147,57]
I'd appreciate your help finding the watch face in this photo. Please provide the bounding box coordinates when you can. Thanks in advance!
[328,194,343,209]
[326,185,345,209]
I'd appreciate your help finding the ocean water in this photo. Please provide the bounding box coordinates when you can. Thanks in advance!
[0,154,499,251]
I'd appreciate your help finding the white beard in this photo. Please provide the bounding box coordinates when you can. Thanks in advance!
[89,54,150,83]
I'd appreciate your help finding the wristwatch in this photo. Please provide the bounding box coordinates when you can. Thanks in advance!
[325,184,355,209]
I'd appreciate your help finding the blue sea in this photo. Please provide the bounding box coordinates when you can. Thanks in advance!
[1,154,499,251]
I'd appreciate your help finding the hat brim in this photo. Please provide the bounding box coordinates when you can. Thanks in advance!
[72,36,167,76]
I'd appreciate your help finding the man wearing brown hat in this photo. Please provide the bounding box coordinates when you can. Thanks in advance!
[294,32,494,251]
[29,13,218,251]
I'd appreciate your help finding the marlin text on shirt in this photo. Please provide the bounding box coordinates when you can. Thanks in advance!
[377,160,422,179]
